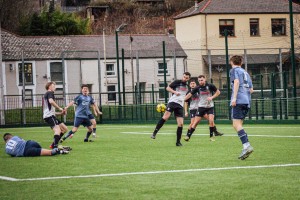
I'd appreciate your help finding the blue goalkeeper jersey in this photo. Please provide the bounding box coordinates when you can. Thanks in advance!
[5,136,27,157]
[74,94,95,119]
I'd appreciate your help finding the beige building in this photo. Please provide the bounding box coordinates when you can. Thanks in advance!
[175,0,300,88]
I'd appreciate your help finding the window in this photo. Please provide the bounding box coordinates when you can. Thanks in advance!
[50,62,63,84]
[107,85,116,101]
[250,18,259,36]
[106,64,116,76]
[158,63,168,75]
[18,63,33,85]
[158,83,166,99]
[219,19,235,36]
[272,19,286,36]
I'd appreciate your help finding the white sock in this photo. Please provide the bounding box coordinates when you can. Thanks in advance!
[243,142,250,149]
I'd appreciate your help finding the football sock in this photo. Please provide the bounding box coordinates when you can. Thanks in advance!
[213,126,217,132]
[93,128,96,133]
[51,132,65,147]
[189,128,195,138]
[186,129,190,136]
[176,127,183,143]
[51,148,59,155]
[63,131,74,140]
[85,131,92,139]
[53,135,60,148]
[209,127,214,137]
[153,118,166,135]
[238,129,249,144]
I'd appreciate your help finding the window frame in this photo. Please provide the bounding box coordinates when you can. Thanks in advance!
[250,18,260,36]
[157,62,169,76]
[106,63,116,77]
[271,18,286,36]
[18,63,33,85]
[50,62,63,84]
[107,85,117,101]
[219,19,235,37]
[158,82,166,100]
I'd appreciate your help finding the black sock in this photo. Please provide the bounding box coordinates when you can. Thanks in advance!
[59,132,64,139]
[177,127,183,143]
[189,128,195,138]
[63,131,74,140]
[53,135,60,148]
[209,127,214,137]
[51,148,59,155]
[93,128,96,133]
[153,118,166,135]
[186,129,190,136]
[86,131,92,140]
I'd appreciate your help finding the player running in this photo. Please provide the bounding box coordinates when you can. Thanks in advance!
[60,84,95,143]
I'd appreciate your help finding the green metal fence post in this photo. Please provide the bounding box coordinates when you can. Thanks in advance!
[163,41,168,104]
[225,29,231,120]
[122,48,126,106]
[260,74,265,119]
[283,71,288,119]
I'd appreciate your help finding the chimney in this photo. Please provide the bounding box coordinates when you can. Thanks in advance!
[195,1,199,9]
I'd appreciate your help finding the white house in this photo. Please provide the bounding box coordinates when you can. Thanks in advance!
[0,29,187,108]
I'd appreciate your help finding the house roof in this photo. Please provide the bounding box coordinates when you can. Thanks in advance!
[1,30,186,61]
[202,53,300,65]
[175,0,300,19]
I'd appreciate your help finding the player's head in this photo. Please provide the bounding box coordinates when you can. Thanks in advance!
[45,81,56,91]
[198,75,206,86]
[81,84,89,95]
[182,72,191,82]
[230,55,243,67]
[189,79,197,89]
[3,133,13,143]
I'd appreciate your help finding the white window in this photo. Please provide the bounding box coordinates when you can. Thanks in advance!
[18,63,33,85]
[158,62,168,75]
[106,64,116,76]
[107,85,116,101]
[50,62,63,84]
[250,18,259,36]
[158,82,166,99]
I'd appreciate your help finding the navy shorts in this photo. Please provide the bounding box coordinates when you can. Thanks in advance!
[88,114,95,120]
[232,104,249,120]
[44,115,62,129]
[189,109,197,118]
[196,107,214,117]
[74,117,92,128]
[166,102,184,118]
[23,140,42,157]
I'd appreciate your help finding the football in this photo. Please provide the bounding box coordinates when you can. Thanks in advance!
[156,103,166,113]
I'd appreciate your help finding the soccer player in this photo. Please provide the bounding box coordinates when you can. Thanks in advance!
[184,79,223,141]
[43,81,69,149]
[60,84,95,143]
[229,55,254,160]
[184,75,222,141]
[3,133,69,157]
[151,72,191,146]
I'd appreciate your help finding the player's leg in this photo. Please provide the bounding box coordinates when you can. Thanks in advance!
[61,118,80,142]
[151,103,173,139]
[84,121,94,142]
[208,113,215,141]
[232,104,253,160]
[175,116,184,146]
[50,122,68,148]
[90,118,97,138]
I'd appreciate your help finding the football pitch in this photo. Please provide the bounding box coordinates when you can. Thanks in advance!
[0,124,300,200]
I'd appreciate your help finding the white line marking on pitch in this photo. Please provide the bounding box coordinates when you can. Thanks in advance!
[120,132,300,138]
[1,163,300,182]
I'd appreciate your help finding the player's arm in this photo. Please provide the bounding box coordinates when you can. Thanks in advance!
[166,81,180,96]
[209,89,220,101]
[93,102,102,115]
[64,100,75,110]
[184,102,189,117]
[231,79,239,107]
[48,98,63,112]
[184,93,192,101]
